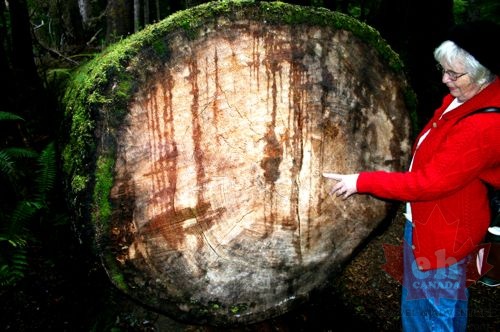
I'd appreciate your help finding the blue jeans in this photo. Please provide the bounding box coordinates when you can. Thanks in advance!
[401,220,468,331]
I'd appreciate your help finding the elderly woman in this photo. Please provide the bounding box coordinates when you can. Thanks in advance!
[323,21,500,331]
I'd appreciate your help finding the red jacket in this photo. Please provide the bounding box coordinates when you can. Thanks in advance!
[357,78,500,270]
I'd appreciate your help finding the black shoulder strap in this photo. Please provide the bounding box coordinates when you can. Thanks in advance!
[467,107,500,116]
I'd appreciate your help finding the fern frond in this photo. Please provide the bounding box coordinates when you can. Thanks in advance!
[0,148,38,177]
[0,111,24,122]
[34,142,56,203]
[1,147,38,160]
[0,150,15,177]
[8,201,40,233]
[0,234,27,248]
[0,147,38,193]
[0,241,28,288]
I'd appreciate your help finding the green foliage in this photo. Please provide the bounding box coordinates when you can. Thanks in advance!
[453,0,500,23]
[0,111,24,121]
[43,68,73,100]
[0,235,28,287]
[453,0,468,22]
[35,142,57,203]
[0,112,57,288]
[0,148,38,184]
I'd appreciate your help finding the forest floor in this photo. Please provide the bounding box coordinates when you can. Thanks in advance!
[1,205,499,331]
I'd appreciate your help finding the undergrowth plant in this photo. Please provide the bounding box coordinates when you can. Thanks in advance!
[0,111,56,288]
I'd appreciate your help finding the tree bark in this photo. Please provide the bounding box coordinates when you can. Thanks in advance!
[8,0,38,82]
[5,0,53,140]
[143,0,149,26]
[134,0,140,32]
[0,0,13,103]
[106,0,133,42]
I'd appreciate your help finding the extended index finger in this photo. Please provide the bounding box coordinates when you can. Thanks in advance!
[322,172,341,180]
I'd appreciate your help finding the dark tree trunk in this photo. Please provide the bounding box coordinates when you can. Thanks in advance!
[0,0,14,109]
[8,0,38,83]
[61,0,87,48]
[106,0,134,42]
[5,0,52,145]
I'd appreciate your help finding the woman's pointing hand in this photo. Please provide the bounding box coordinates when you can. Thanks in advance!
[322,172,359,199]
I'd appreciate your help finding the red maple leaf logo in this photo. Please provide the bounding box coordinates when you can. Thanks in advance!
[381,243,404,285]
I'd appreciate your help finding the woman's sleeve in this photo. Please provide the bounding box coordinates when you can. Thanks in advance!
[356,115,500,201]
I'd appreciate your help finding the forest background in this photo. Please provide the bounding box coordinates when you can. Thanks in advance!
[0,0,499,331]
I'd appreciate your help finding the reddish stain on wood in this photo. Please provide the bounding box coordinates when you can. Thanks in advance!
[104,22,411,325]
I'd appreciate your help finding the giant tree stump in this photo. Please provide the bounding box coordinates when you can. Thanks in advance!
[62,1,413,326]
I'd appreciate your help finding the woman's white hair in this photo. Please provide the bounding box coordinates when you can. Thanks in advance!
[434,40,495,85]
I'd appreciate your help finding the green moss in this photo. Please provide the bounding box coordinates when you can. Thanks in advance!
[92,156,114,222]
[225,1,405,74]
[230,303,249,314]
[151,39,169,59]
[104,254,129,291]
[70,174,88,193]
[111,272,127,291]
[61,43,136,212]
[208,300,223,310]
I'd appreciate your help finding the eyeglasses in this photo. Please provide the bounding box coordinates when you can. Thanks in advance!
[436,64,468,81]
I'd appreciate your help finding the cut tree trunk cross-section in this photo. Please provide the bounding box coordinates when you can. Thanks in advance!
[62,1,412,326]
